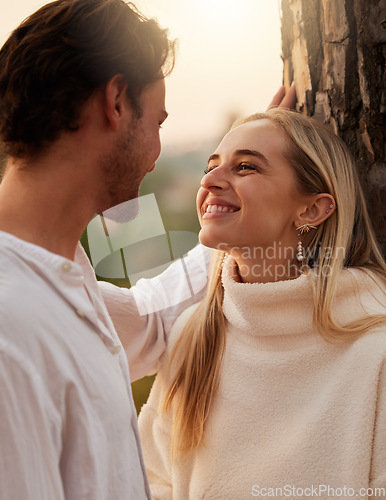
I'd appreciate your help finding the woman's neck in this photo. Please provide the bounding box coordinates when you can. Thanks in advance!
[230,245,301,284]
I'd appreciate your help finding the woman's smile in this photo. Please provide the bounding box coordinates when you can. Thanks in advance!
[202,198,240,219]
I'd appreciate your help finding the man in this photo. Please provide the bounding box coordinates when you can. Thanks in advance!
[0,0,296,497]
[0,1,179,498]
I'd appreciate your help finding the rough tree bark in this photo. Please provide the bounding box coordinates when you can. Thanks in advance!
[281,0,386,255]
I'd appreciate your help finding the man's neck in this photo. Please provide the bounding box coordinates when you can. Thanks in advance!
[0,156,98,260]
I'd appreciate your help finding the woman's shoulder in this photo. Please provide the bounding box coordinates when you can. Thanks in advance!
[147,303,200,391]
[334,267,385,318]
[138,302,202,419]
[343,267,385,290]
[167,302,201,352]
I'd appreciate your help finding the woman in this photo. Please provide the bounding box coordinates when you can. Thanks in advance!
[138,109,386,499]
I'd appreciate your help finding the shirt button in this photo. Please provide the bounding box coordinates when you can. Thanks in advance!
[113,345,121,355]
[75,309,85,318]
[61,262,72,273]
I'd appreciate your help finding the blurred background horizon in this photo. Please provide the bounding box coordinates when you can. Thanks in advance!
[0,0,283,152]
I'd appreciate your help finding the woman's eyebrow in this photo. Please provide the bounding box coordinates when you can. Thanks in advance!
[207,153,220,164]
[207,150,270,166]
[234,149,270,166]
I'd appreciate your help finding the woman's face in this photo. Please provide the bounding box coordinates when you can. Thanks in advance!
[197,119,308,256]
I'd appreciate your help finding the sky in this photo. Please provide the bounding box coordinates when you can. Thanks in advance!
[0,0,284,150]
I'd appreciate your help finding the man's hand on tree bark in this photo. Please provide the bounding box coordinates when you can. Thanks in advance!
[268,83,296,110]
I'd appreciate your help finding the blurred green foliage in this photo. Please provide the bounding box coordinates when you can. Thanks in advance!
[140,147,209,233]
[132,375,156,414]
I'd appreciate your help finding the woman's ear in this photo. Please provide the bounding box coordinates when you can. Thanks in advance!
[295,193,336,229]
[103,74,129,130]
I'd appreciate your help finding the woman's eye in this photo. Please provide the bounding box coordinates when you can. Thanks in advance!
[238,163,256,171]
[204,163,258,175]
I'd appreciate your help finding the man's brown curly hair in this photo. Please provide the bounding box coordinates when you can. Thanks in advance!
[0,0,175,158]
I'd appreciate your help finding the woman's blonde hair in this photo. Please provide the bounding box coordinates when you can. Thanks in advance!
[164,108,386,457]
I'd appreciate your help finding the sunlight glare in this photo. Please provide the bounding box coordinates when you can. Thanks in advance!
[194,0,249,24]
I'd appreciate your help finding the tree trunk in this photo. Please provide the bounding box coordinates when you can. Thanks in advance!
[281,0,386,255]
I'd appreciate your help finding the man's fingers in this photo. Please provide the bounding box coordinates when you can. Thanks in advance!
[267,85,286,110]
[267,83,296,110]
[278,83,296,109]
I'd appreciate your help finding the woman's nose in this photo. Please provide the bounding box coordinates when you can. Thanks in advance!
[201,166,228,191]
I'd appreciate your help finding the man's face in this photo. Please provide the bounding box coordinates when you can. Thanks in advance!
[101,78,167,212]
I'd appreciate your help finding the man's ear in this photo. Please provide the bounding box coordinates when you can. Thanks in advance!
[104,74,129,130]
[295,193,336,229]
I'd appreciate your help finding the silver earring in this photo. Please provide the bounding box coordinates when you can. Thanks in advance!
[326,203,334,214]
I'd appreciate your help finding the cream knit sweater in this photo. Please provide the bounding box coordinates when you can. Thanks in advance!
[138,258,386,500]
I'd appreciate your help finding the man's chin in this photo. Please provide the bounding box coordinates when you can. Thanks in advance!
[101,196,140,223]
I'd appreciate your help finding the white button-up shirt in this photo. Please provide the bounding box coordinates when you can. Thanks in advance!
[0,231,209,499]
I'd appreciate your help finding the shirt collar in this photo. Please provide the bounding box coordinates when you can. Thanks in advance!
[0,231,121,353]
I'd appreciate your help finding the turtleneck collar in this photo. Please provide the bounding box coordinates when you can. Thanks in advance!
[222,255,313,336]
[221,254,385,338]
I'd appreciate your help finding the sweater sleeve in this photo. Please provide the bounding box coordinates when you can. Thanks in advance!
[369,360,386,499]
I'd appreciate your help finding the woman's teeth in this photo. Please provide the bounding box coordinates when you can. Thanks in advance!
[205,204,237,213]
